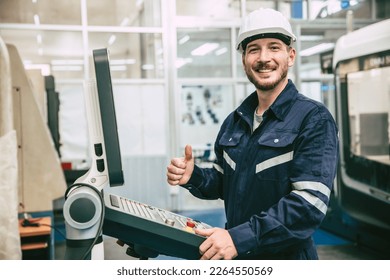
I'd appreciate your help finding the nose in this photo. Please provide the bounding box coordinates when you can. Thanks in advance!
[257,49,271,62]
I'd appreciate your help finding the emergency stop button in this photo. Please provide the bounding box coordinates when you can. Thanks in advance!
[186,219,196,228]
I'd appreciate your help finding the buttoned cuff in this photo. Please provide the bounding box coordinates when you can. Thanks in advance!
[180,166,205,198]
[228,222,257,256]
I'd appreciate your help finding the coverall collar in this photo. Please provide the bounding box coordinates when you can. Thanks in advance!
[237,79,299,122]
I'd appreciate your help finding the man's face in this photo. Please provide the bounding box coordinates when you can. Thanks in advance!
[242,37,296,91]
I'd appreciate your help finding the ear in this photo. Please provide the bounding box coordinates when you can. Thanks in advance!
[241,53,246,68]
[288,47,296,67]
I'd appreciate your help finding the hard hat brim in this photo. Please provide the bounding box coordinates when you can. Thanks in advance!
[236,27,296,53]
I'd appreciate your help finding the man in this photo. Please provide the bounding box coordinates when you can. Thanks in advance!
[167,8,339,260]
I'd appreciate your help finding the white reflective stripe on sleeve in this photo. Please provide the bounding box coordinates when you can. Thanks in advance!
[255,151,293,174]
[213,163,224,174]
[292,190,328,215]
[223,151,236,171]
[292,181,331,198]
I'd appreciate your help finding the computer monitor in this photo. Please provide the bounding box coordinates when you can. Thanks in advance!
[92,48,124,187]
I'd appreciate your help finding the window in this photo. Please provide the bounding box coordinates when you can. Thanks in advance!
[89,32,164,79]
[0,0,82,25]
[86,0,162,27]
[176,0,240,18]
[347,67,390,160]
[177,28,232,78]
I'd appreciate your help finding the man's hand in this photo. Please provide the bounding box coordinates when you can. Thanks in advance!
[166,145,194,186]
[196,227,238,260]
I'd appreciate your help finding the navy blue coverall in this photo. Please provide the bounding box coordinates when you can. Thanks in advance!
[182,80,339,259]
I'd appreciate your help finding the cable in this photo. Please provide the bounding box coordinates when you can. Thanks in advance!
[65,182,105,260]
[40,223,67,240]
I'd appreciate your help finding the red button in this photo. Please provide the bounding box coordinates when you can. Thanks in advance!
[186,220,196,228]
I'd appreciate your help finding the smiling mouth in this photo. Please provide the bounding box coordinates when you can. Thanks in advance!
[256,68,273,73]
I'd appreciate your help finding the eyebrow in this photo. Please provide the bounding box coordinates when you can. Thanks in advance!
[247,40,283,48]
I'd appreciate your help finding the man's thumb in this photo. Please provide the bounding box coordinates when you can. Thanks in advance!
[184,145,193,162]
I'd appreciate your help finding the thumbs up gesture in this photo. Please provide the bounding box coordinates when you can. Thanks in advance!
[167,145,195,186]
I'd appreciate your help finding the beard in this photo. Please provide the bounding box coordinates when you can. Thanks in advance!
[244,61,288,91]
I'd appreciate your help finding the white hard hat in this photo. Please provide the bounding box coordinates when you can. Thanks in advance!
[236,8,296,53]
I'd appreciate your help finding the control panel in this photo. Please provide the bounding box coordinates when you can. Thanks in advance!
[103,192,212,259]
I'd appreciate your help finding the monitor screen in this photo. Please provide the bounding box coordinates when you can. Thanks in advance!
[92,48,124,187]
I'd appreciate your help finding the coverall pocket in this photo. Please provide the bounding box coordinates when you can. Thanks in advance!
[255,131,297,180]
[218,130,243,175]
[257,131,297,148]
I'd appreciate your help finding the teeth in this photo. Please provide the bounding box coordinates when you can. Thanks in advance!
[257,69,272,73]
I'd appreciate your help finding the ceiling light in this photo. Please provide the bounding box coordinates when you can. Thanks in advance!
[120,17,129,26]
[141,64,154,70]
[191,43,219,56]
[108,35,116,45]
[300,43,335,57]
[176,58,193,68]
[33,14,40,25]
[215,47,227,56]
[36,34,42,44]
[110,59,136,65]
[179,35,190,45]
[300,35,324,42]
[110,65,127,71]
[52,65,83,71]
[51,59,84,65]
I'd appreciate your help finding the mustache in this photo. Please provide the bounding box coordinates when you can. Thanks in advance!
[253,62,275,71]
